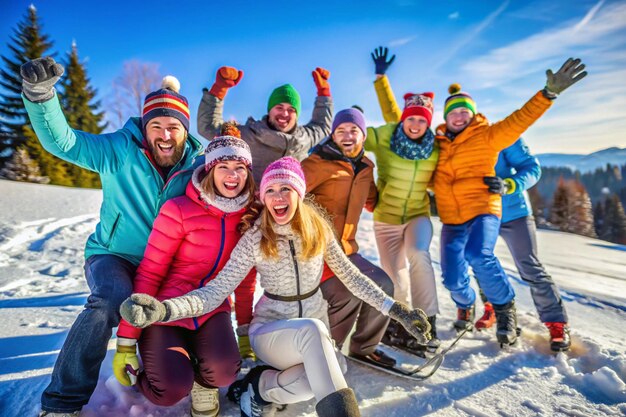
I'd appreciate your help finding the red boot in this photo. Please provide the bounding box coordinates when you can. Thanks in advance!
[475,302,496,330]
[546,322,571,352]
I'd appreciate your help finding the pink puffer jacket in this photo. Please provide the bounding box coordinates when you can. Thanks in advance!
[117,168,256,339]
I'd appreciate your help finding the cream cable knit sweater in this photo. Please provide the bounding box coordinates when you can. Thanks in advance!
[163,221,394,327]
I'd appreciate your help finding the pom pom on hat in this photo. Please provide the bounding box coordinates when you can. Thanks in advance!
[443,83,477,119]
[204,121,252,172]
[400,92,435,125]
[448,83,462,95]
[142,75,190,131]
[259,156,306,202]
[161,75,181,93]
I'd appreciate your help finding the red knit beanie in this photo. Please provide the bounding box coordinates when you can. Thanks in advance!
[400,92,435,126]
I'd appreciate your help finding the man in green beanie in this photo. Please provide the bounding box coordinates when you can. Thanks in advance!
[198,66,333,183]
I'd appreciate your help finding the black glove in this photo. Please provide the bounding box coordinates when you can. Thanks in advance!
[388,302,431,344]
[544,57,587,97]
[20,57,65,103]
[483,176,516,195]
[371,46,395,75]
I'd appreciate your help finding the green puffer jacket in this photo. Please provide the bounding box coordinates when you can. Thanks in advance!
[365,123,439,225]
[23,93,205,265]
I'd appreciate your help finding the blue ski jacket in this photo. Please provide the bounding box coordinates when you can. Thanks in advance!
[23,93,205,265]
[496,138,541,223]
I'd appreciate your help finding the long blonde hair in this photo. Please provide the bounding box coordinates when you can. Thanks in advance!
[258,197,334,260]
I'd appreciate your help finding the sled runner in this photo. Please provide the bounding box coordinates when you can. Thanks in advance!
[348,327,469,381]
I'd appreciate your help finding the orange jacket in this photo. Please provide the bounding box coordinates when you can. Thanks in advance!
[434,91,552,225]
[302,151,377,256]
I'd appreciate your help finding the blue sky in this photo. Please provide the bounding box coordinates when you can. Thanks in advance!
[2,0,625,154]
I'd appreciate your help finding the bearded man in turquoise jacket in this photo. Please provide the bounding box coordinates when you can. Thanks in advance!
[20,57,205,417]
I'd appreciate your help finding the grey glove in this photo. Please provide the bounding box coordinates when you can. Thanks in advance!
[120,293,169,328]
[20,56,64,103]
[544,57,587,97]
[388,302,431,344]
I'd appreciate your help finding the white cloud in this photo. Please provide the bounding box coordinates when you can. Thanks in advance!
[449,12,460,20]
[461,1,626,88]
[433,1,509,70]
[388,35,417,47]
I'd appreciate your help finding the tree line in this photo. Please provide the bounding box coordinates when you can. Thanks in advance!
[0,5,163,187]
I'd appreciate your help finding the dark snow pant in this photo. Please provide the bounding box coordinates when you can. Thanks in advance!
[320,253,394,356]
[478,216,568,323]
[441,214,515,308]
[41,255,136,413]
[137,311,241,406]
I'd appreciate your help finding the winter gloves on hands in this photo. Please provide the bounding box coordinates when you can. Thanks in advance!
[388,302,431,344]
[484,176,516,195]
[312,67,331,97]
[120,293,169,328]
[209,66,244,100]
[20,56,64,103]
[371,46,396,76]
[544,57,587,98]
[113,338,139,386]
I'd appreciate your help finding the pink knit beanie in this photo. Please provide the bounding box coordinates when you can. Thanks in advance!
[259,157,306,202]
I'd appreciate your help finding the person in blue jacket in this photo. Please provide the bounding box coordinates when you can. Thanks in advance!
[20,57,205,417]
[481,138,570,352]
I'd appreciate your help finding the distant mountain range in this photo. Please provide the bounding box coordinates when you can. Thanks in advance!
[537,147,626,172]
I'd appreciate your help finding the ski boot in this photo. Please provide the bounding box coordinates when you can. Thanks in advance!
[546,322,571,352]
[475,302,496,330]
[426,316,441,352]
[453,305,475,332]
[493,301,518,346]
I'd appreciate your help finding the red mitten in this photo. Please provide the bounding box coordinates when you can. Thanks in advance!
[209,66,244,100]
[312,67,331,97]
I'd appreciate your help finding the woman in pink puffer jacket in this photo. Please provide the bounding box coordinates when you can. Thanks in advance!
[114,124,257,417]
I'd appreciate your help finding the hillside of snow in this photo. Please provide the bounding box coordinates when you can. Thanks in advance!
[0,178,625,417]
[536,147,626,173]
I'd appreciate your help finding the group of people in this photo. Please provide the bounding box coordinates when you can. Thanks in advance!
[20,46,586,417]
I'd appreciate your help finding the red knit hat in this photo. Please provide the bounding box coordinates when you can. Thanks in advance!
[400,92,435,126]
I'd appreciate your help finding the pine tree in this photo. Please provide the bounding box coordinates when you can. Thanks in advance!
[56,42,107,188]
[0,5,54,167]
[528,186,547,226]
[550,178,596,238]
[21,124,72,186]
[0,147,49,183]
[600,194,626,244]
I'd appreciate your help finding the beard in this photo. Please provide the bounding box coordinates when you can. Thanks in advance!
[337,143,363,159]
[147,139,186,168]
[268,117,297,134]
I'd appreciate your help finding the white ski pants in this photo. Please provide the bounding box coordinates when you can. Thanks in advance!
[249,318,348,404]
[374,216,439,316]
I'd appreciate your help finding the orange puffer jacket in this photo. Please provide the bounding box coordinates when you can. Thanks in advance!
[434,91,552,225]
[117,167,256,340]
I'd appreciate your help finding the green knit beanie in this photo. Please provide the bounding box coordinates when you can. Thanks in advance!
[267,84,301,116]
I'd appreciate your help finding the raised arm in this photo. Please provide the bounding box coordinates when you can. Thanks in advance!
[21,57,128,173]
[197,66,244,140]
[300,68,333,149]
[486,57,587,152]
[371,47,401,123]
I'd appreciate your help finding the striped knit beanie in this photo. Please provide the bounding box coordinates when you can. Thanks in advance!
[260,156,306,202]
[204,123,252,172]
[267,84,301,116]
[400,92,435,125]
[142,76,190,131]
[443,83,476,119]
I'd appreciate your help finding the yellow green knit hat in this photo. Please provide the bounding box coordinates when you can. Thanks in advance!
[443,83,476,119]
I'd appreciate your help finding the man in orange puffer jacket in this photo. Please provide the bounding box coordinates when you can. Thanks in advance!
[434,58,586,346]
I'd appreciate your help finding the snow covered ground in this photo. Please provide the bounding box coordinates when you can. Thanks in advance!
[0,178,625,417]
